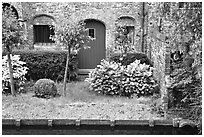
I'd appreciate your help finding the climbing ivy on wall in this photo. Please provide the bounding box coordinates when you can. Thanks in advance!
[160,2,202,54]
[146,3,202,128]
[158,2,202,126]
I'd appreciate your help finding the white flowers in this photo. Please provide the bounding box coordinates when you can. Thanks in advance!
[2,55,28,82]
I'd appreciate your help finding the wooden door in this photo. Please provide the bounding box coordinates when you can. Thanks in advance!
[78,19,106,72]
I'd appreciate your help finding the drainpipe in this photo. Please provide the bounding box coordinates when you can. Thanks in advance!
[141,2,145,53]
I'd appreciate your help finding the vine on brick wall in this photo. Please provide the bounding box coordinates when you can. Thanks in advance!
[158,2,202,128]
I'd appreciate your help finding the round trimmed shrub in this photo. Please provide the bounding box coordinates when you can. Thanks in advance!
[33,79,58,98]
[109,52,153,66]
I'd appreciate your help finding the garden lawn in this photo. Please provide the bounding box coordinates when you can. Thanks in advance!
[2,81,164,120]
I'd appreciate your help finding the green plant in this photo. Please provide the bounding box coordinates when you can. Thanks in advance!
[2,55,28,94]
[86,59,158,97]
[33,79,58,99]
[109,52,152,66]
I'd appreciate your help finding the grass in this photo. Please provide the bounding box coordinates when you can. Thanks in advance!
[2,77,164,120]
[55,81,154,104]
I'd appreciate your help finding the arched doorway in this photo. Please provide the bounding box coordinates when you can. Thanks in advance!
[78,19,106,73]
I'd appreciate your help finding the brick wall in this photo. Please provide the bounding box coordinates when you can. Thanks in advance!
[8,2,143,54]
[146,2,171,113]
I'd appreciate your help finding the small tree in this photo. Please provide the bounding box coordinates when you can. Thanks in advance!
[2,6,24,96]
[51,20,93,96]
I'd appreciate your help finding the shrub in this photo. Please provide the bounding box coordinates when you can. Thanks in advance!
[33,78,58,98]
[86,59,158,97]
[170,65,202,128]
[7,50,78,81]
[170,40,202,133]
[2,55,28,94]
[109,52,153,66]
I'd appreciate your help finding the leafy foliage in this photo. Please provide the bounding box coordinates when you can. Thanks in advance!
[170,39,202,132]
[6,50,78,81]
[51,19,93,96]
[2,5,24,96]
[50,20,93,53]
[2,6,24,52]
[86,59,158,97]
[113,20,137,54]
[33,79,58,99]
[2,55,28,94]
[158,2,202,127]
[161,2,202,53]
[171,40,201,103]
[109,52,152,66]
[170,66,202,125]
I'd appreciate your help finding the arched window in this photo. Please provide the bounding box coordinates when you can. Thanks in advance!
[32,15,55,44]
[2,3,19,19]
[116,16,135,45]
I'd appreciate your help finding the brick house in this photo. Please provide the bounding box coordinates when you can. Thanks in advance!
[3,2,146,70]
[3,2,173,109]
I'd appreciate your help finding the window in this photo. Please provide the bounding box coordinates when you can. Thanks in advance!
[2,3,19,19]
[126,26,134,44]
[34,25,55,43]
[116,16,135,45]
[115,26,135,45]
[88,28,95,38]
[178,2,185,8]
[118,26,134,44]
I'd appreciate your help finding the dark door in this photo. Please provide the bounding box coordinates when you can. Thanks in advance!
[78,19,106,70]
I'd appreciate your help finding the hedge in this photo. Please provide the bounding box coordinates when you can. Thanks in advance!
[3,50,78,81]
[109,52,153,66]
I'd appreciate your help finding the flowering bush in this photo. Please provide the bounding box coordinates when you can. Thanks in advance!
[2,55,28,94]
[86,59,158,97]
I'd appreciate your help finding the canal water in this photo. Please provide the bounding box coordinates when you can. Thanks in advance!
[2,125,198,135]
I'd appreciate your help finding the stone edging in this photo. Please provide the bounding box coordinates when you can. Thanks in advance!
[2,118,197,128]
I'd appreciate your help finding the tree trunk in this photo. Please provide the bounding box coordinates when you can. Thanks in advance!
[63,47,70,96]
[7,52,16,96]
